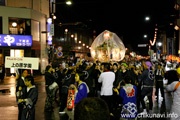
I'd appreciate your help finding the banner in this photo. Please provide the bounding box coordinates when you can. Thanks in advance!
[5,56,39,70]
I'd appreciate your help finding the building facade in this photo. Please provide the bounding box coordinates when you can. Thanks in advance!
[0,0,49,75]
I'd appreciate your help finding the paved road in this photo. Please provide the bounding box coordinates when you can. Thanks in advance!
[0,76,174,120]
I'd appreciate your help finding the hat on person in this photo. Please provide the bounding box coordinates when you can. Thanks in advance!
[177,67,180,75]
[121,63,128,68]
[145,61,152,70]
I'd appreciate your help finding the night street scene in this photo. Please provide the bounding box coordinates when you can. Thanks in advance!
[1,0,180,120]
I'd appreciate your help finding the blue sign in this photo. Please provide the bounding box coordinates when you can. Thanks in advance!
[58,52,63,57]
[47,18,52,45]
[157,50,161,54]
[0,34,32,47]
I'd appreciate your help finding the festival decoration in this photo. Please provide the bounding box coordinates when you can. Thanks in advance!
[90,30,126,62]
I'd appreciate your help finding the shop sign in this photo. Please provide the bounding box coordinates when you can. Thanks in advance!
[5,56,39,70]
[47,18,52,45]
[0,34,32,47]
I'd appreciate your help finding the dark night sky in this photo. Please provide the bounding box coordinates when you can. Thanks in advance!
[55,0,175,55]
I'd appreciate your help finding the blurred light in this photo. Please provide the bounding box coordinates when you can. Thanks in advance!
[12,22,17,27]
[78,47,81,49]
[47,18,52,24]
[145,16,150,21]
[89,47,91,50]
[125,48,128,51]
[83,43,85,46]
[66,1,72,5]
[53,15,56,19]
[74,37,77,40]
[65,29,68,32]
[86,46,89,48]
[175,25,179,30]
[144,34,147,38]
[71,34,74,38]
[79,41,81,43]
[104,31,110,39]
[170,23,173,25]
[157,42,162,47]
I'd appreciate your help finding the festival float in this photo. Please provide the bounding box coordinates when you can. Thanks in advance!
[90,30,126,62]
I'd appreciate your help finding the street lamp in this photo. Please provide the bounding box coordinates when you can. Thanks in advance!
[157,42,162,47]
[66,1,72,5]
[145,16,150,21]
[144,34,147,38]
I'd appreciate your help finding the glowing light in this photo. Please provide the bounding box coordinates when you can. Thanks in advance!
[12,22,17,27]
[65,29,68,32]
[66,1,72,5]
[157,42,162,47]
[83,43,85,46]
[79,41,81,44]
[53,15,56,19]
[86,46,89,48]
[145,16,150,21]
[175,25,179,30]
[47,18,52,24]
[75,37,77,40]
[104,31,110,39]
[144,34,147,38]
[71,34,74,38]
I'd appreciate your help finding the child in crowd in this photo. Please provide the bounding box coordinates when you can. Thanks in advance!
[114,76,137,120]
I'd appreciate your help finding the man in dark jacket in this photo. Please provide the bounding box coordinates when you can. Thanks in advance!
[155,63,164,102]
[45,65,56,111]
[81,60,96,97]
[139,61,154,114]
[16,69,28,120]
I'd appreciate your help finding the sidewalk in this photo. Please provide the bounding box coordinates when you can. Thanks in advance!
[0,75,48,120]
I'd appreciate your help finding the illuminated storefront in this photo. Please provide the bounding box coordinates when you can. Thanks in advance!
[0,5,49,75]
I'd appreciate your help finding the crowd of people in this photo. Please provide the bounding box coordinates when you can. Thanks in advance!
[15,56,180,120]
[42,56,180,120]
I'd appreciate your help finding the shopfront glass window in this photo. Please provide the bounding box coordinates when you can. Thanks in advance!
[9,18,31,35]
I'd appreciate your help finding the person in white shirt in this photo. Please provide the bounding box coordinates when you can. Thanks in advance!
[98,63,115,114]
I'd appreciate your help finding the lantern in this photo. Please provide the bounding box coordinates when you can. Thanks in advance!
[90,30,126,62]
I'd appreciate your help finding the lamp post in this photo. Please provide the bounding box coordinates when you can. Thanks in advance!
[49,0,72,63]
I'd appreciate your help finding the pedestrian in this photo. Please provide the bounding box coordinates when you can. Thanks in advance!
[80,60,96,97]
[16,69,28,120]
[165,70,180,120]
[44,65,57,111]
[114,76,138,120]
[74,97,110,120]
[72,72,89,104]
[139,61,155,114]
[0,64,5,81]
[155,63,164,102]
[112,63,122,110]
[120,63,131,86]
[59,67,75,114]
[18,76,38,120]
[98,63,115,115]
[113,63,122,89]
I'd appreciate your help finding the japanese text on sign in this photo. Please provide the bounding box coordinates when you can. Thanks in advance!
[5,56,39,70]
